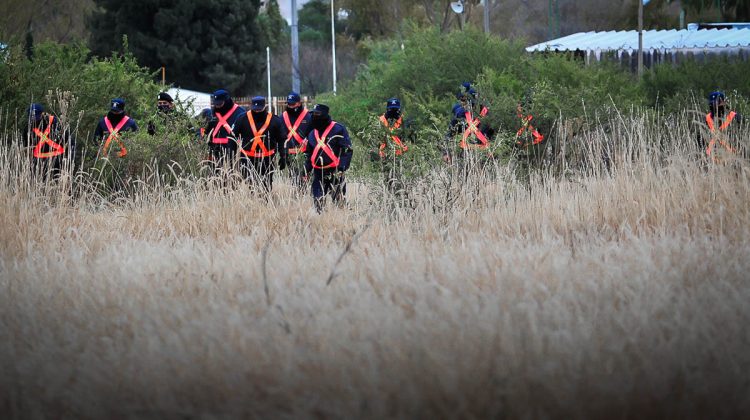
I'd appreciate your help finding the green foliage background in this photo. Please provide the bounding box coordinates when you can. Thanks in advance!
[2,26,749,182]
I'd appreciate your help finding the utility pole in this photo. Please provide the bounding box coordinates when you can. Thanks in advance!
[483,0,490,34]
[331,0,337,95]
[267,46,272,112]
[638,0,644,78]
[291,0,300,93]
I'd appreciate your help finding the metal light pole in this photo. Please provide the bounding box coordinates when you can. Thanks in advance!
[638,0,644,78]
[331,0,337,95]
[291,0,300,93]
[267,46,272,112]
[483,0,490,34]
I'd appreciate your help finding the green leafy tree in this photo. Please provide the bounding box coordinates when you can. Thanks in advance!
[88,0,264,93]
[681,0,750,21]
[258,0,289,49]
[298,0,344,43]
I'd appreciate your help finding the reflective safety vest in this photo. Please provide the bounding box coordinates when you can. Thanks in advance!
[705,111,737,161]
[211,103,239,144]
[102,116,131,158]
[379,115,408,157]
[310,121,340,170]
[283,108,309,154]
[515,106,544,147]
[459,111,489,150]
[32,115,65,159]
[240,112,275,158]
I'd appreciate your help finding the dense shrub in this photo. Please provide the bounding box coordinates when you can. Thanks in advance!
[2,29,748,181]
[0,40,202,179]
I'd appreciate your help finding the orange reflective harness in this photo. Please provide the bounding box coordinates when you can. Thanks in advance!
[32,115,65,159]
[459,111,489,150]
[310,121,339,170]
[379,115,408,157]
[705,112,737,161]
[515,106,544,146]
[283,108,309,154]
[240,112,275,158]
[102,116,130,158]
[211,103,239,145]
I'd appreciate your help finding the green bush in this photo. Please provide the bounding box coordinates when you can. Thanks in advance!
[643,58,750,115]
[320,27,648,175]
[0,39,204,181]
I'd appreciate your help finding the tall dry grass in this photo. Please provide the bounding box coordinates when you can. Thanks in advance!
[1,110,749,418]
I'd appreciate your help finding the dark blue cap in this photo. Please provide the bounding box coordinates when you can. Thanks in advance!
[211,89,230,105]
[28,103,44,119]
[158,92,173,102]
[251,96,266,111]
[386,97,401,110]
[456,90,468,100]
[287,92,301,104]
[708,91,725,104]
[312,103,330,116]
[452,103,466,118]
[111,98,125,112]
[462,81,472,90]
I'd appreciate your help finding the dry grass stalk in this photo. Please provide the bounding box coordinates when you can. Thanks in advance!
[0,111,749,418]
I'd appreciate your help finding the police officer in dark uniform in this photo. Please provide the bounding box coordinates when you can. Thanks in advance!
[205,89,246,170]
[700,91,744,161]
[443,84,493,164]
[282,92,313,191]
[233,96,287,193]
[147,92,177,136]
[304,104,353,212]
[22,103,75,180]
[373,97,415,196]
[94,98,138,159]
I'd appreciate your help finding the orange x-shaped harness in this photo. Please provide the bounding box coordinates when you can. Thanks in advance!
[311,121,339,169]
[459,111,489,150]
[33,115,65,159]
[240,112,275,158]
[515,106,544,146]
[102,116,131,158]
[379,115,408,157]
[211,103,239,145]
[705,111,737,162]
[283,108,309,154]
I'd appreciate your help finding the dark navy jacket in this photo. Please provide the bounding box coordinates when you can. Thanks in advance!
[23,115,76,159]
[304,120,353,173]
[233,111,288,167]
[282,108,313,152]
[93,113,138,140]
[206,101,247,152]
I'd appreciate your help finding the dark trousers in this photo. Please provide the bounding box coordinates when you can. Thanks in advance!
[311,169,346,210]
[240,158,274,193]
[287,153,308,191]
[208,146,236,174]
[32,156,66,181]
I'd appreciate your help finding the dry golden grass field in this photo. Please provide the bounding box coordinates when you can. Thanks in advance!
[1,113,749,418]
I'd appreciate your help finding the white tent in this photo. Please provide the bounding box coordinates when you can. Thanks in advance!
[167,87,212,116]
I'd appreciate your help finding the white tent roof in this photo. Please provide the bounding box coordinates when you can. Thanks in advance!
[526,27,750,55]
[167,87,211,116]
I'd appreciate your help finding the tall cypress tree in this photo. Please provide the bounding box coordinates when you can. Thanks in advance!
[88,0,264,94]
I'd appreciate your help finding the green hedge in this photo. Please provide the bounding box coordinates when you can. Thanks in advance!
[0,40,202,179]
[2,29,748,182]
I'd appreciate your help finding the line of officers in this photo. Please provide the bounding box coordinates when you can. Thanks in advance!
[21,84,497,210]
[20,85,743,209]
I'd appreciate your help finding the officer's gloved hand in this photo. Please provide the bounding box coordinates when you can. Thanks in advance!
[278,156,287,171]
[147,122,156,136]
